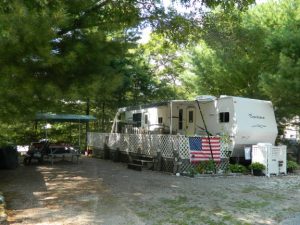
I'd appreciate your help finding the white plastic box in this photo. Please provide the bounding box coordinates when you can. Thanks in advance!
[252,143,287,176]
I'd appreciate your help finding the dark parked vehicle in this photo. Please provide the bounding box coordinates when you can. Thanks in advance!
[23,140,50,165]
[23,140,79,165]
[0,145,18,169]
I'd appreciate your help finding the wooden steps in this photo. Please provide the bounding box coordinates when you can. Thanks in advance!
[127,163,143,171]
[127,156,155,171]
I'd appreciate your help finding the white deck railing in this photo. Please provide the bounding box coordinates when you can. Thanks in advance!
[87,132,232,159]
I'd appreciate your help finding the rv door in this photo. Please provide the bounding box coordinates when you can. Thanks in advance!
[186,107,196,136]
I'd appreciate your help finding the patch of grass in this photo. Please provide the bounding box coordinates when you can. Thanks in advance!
[211,209,251,225]
[290,183,300,190]
[135,196,255,225]
[273,211,285,222]
[233,199,270,209]
[157,215,217,225]
[160,195,188,206]
[157,196,248,225]
[221,212,233,221]
[210,191,228,198]
[135,211,151,219]
[241,186,259,193]
[148,196,212,224]
[256,192,285,201]
[282,207,300,213]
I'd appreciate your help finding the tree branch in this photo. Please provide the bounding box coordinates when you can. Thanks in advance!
[57,0,111,36]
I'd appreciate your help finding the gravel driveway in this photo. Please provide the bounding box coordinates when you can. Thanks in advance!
[0,157,300,225]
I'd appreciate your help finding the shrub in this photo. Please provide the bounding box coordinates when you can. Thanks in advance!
[249,162,266,171]
[195,160,215,174]
[229,164,247,173]
[287,160,299,171]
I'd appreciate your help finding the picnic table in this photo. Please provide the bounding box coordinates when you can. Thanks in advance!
[47,145,81,165]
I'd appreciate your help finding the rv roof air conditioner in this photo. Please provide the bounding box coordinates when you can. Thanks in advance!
[195,95,216,102]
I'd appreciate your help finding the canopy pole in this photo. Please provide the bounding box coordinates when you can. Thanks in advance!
[79,121,81,152]
[170,101,173,134]
[45,121,48,139]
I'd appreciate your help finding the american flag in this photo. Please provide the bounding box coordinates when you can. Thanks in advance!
[189,137,221,162]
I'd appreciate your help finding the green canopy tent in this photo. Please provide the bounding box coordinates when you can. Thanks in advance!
[35,113,96,151]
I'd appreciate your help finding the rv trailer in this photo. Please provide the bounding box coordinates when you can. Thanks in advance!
[111,96,278,157]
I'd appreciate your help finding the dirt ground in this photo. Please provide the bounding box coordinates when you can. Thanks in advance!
[0,157,300,225]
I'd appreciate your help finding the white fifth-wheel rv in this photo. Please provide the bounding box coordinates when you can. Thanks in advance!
[111,96,278,157]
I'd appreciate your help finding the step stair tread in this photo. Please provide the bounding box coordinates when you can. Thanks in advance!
[133,159,154,164]
[127,163,143,171]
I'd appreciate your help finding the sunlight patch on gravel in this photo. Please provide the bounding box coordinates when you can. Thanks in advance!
[2,158,300,225]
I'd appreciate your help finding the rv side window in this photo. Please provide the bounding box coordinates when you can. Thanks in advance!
[178,109,183,130]
[133,113,142,127]
[219,112,229,123]
[144,114,148,124]
[188,111,193,123]
[158,117,163,124]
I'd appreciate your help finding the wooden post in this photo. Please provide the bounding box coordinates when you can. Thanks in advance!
[172,141,179,174]
[85,98,90,152]
[156,151,162,171]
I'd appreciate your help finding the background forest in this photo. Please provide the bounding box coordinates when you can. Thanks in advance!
[0,0,299,146]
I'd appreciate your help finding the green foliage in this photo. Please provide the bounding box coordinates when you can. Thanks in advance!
[0,1,136,120]
[249,162,266,171]
[287,160,299,171]
[187,167,197,177]
[233,199,270,209]
[0,0,199,141]
[191,8,267,98]
[140,34,193,100]
[190,0,300,121]
[1,0,296,144]
[203,0,255,10]
[195,160,216,174]
[2,0,241,141]
[229,164,247,173]
[253,0,300,118]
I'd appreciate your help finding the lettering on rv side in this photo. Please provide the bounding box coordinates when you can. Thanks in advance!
[252,124,267,128]
[248,114,265,119]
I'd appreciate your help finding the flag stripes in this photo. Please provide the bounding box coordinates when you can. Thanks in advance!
[189,137,221,162]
